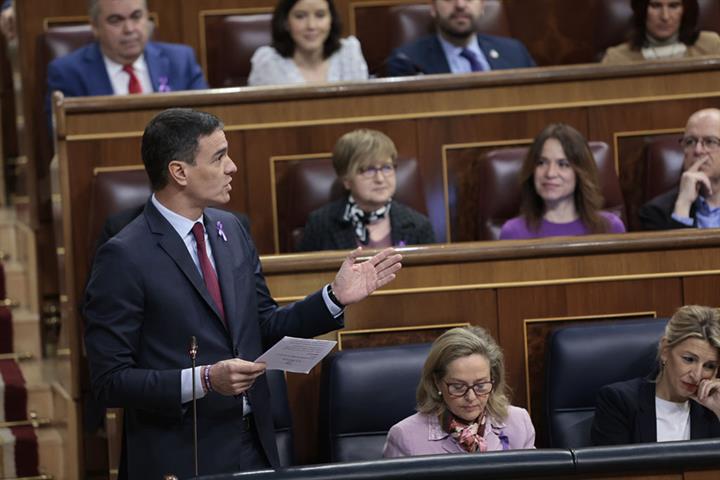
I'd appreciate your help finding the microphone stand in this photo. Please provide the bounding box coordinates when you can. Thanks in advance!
[189,336,199,478]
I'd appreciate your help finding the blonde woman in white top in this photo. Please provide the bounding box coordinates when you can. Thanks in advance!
[592,305,720,445]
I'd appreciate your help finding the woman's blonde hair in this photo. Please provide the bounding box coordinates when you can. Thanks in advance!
[332,129,397,180]
[656,305,720,380]
[417,326,510,421]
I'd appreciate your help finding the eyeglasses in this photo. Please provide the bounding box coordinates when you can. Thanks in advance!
[357,164,396,178]
[679,136,720,151]
[444,381,494,398]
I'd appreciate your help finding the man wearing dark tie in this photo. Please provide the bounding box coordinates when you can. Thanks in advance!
[386,0,535,76]
[83,108,402,479]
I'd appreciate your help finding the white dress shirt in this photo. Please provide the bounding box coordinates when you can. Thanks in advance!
[150,195,342,409]
[102,54,154,94]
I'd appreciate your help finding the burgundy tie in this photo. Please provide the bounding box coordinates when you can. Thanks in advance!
[191,222,226,322]
[122,64,142,94]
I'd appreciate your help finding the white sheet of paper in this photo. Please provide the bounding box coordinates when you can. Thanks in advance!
[255,336,336,374]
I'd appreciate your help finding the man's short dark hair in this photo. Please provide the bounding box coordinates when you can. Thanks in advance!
[141,108,223,191]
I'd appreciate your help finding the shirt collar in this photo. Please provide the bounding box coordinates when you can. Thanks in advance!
[427,413,450,441]
[102,53,148,77]
[695,195,720,215]
[436,33,483,57]
[151,194,203,238]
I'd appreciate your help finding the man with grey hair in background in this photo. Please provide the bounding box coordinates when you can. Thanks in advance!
[45,0,206,119]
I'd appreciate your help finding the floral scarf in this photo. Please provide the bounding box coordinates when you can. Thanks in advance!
[444,412,487,453]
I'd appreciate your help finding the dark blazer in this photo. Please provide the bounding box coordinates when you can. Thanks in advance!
[297,197,436,252]
[591,377,720,445]
[638,187,697,230]
[83,200,343,479]
[386,33,536,76]
[94,204,250,254]
[46,41,207,123]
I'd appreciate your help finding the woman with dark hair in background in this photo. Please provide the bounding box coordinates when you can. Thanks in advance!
[248,0,368,85]
[499,123,625,239]
[602,0,720,64]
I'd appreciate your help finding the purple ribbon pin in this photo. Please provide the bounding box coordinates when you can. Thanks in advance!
[158,77,171,92]
[216,221,227,242]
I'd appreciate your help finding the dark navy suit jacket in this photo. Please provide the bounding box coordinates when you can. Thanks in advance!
[386,33,535,76]
[638,187,698,230]
[46,41,207,123]
[591,377,720,445]
[83,200,342,479]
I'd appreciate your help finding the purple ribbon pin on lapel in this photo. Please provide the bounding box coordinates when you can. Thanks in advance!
[216,221,227,242]
[158,77,171,92]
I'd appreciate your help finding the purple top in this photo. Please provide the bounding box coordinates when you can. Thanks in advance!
[499,212,625,240]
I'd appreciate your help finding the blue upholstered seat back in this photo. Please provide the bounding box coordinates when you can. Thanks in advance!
[545,317,668,448]
[319,343,432,462]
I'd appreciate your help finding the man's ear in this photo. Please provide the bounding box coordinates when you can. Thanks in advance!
[167,160,189,187]
[90,22,100,39]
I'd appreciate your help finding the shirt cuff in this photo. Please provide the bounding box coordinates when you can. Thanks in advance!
[670,213,694,226]
[322,284,344,318]
[180,365,208,404]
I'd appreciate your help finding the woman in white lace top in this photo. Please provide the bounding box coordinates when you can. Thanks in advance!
[248,0,368,86]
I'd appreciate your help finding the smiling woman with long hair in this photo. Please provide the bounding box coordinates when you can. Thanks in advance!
[602,0,720,64]
[499,123,625,240]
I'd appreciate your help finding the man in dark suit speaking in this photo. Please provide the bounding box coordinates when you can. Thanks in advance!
[386,0,535,76]
[83,108,402,479]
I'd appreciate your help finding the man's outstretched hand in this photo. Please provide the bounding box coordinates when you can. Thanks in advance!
[331,247,402,306]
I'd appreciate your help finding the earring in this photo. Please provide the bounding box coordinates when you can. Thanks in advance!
[437,390,442,397]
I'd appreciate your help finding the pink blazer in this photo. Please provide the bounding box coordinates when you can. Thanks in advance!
[383,406,535,457]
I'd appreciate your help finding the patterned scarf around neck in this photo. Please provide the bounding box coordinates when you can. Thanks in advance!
[342,195,391,245]
[444,412,487,453]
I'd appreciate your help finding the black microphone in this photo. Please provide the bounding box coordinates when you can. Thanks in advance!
[372,51,426,78]
[189,336,199,478]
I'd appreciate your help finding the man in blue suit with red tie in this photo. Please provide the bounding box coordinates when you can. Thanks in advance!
[46,0,206,113]
[386,0,535,76]
[83,108,403,479]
